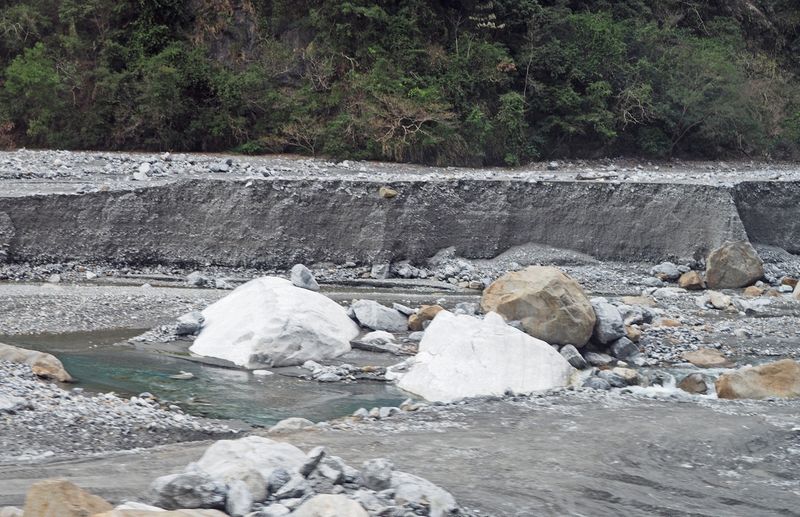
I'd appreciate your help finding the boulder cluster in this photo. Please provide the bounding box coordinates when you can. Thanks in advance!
[1,436,467,517]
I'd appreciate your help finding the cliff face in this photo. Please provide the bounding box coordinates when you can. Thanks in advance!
[1,178,795,268]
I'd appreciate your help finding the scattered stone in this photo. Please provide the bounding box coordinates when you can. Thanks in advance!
[378,186,398,199]
[396,311,574,402]
[582,377,612,390]
[706,241,764,289]
[597,370,628,388]
[0,343,72,382]
[716,359,800,399]
[407,304,444,331]
[268,417,315,434]
[681,349,734,368]
[625,325,642,343]
[299,446,326,477]
[150,472,226,510]
[290,264,320,292]
[23,479,113,517]
[190,277,358,368]
[481,266,596,347]
[560,344,588,369]
[175,311,204,336]
[678,271,705,290]
[186,271,209,287]
[370,263,390,279]
[611,367,639,385]
[708,291,732,310]
[678,373,708,394]
[391,471,458,516]
[351,299,408,332]
[743,285,764,297]
[292,494,368,517]
[609,337,639,361]
[650,262,681,281]
[47,273,62,284]
[584,352,614,367]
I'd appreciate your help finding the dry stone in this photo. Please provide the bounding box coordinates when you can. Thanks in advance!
[407,305,444,331]
[22,479,112,517]
[706,241,764,289]
[716,359,800,399]
[481,266,595,347]
[0,343,72,382]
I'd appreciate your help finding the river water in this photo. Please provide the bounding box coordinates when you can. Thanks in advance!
[2,330,407,426]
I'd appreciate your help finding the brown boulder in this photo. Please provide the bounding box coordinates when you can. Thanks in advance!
[480,266,595,347]
[408,305,444,331]
[678,271,705,290]
[716,359,800,400]
[677,373,708,394]
[681,348,734,368]
[705,241,764,289]
[378,186,397,199]
[780,277,798,288]
[743,286,764,297]
[0,343,72,382]
[23,479,112,517]
[624,325,642,343]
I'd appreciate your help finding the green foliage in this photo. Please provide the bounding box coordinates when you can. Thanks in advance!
[0,0,799,162]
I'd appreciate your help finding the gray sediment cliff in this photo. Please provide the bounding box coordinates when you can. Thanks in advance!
[0,178,796,267]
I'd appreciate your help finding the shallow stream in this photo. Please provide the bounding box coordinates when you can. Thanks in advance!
[1,330,407,426]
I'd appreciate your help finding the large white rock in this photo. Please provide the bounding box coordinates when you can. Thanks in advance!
[189,277,359,368]
[195,436,307,482]
[396,311,575,402]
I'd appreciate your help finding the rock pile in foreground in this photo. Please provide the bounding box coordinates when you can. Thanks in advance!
[147,436,464,516]
[0,361,237,462]
[0,436,469,517]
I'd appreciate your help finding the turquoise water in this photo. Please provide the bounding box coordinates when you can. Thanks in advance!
[2,330,407,426]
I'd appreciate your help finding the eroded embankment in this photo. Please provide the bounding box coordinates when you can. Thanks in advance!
[0,179,796,267]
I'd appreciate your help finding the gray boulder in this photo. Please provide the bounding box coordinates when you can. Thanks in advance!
[591,300,625,344]
[583,377,612,390]
[351,300,408,332]
[584,352,614,367]
[559,344,588,369]
[150,472,226,509]
[187,271,210,287]
[362,458,394,491]
[391,471,458,517]
[290,264,320,292]
[292,494,369,517]
[176,311,204,336]
[597,370,627,388]
[609,337,639,361]
[706,241,764,289]
[650,262,681,281]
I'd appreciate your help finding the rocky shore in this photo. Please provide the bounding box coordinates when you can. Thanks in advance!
[0,360,239,464]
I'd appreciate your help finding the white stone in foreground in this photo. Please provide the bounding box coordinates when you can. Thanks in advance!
[190,277,359,368]
[397,311,575,402]
[195,436,307,481]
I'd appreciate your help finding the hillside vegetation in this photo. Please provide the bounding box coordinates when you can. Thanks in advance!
[1,0,799,165]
